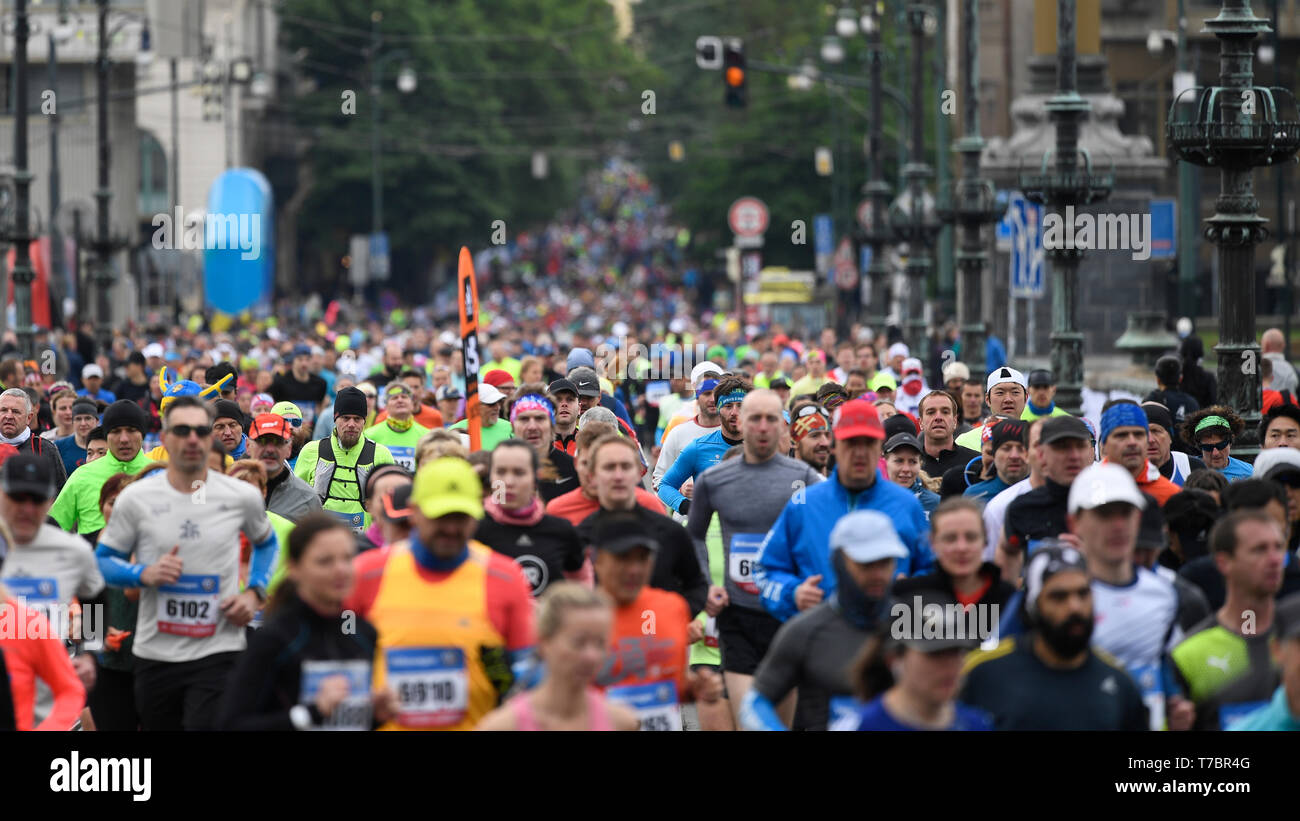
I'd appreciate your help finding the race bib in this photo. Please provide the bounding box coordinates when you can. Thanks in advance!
[644,381,671,408]
[1219,700,1269,731]
[728,534,764,595]
[5,576,61,633]
[828,695,864,731]
[386,646,469,728]
[300,659,373,731]
[606,681,682,732]
[156,574,220,637]
[1128,663,1166,732]
[328,509,366,534]
[387,446,416,472]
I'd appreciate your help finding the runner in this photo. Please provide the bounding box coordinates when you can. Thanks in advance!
[963,419,1030,504]
[657,375,751,515]
[916,390,979,478]
[587,511,722,730]
[372,368,443,430]
[474,439,586,597]
[653,362,724,488]
[893,497,1016,610]
[548,378,582,456]
[358,464,413,552]
[94,396,279,730]
[508,384,578,501]
[219,513,398,730]
[893,358,928,417]
[741,510,901,730]
[77,363,116,404]
[687,389,823,728]
[981,418,1043,562]
[0,389,67,492]
[54,399,100,476]
[954,367,1027,451]
[1098,400,1181,505]
[41,389,76,442]
[269,344,328,428]
[882,430,941,517]
[1171,510,1289,729]
[1143,402,1203,486]
[1020,369,1072,422]
[958,378,987,431]
[842,589,991,731]
[0,455,105,708]
[959,544,1149,730]
[1001,415,1093,570]
[790,403,833,475]
[547,422,667,526]
[295,386,396,533]
[1179,406,1252,482]
[344,457,535,731]
[363,381,431,472]
[448,383,513,451]
[1228,594,1300,731]
[251,412,322,522]
[756,399,932,624]
[212,399,250,460]
[84,472,140,731]
[577,433,708,615]
[1260,403,1300,450]
[476,584,639,731]
[49,400,152,538]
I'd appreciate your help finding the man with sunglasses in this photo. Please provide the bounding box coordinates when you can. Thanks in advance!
[791,402,833,475]
[95,395,279,731]
[252,413,321,523]
[364,381,431,472]
[1180,406,1252,482]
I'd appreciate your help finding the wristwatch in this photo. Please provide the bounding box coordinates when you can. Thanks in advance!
[248,585,268,604]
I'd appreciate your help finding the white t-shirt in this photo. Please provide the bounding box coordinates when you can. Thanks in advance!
[1091,568,1183,731]
[100,470,273,663]
[981,478,1034,561]
[2,524,105,617]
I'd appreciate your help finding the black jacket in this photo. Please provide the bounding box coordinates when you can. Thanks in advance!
[217,594,379,731]
[15,433,67,492]
[921,443,980,483]
[891,561,1016,610]
[577,505,709,615]
[473,513,585,597]
[538,448,579,503]
[1003,478,1071,553]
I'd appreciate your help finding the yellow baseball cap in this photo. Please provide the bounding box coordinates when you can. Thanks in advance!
[412,457,483,520]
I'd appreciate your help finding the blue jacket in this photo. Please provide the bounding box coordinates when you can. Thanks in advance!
[909,478,940,518]
[657,428,737,514]
[1228,686,1300,731]
[754,468,933,622]
[965,475,1012,504]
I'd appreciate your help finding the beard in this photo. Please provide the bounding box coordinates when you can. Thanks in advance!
[1038,613,1093,658]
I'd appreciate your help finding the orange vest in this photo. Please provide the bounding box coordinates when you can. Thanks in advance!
[370,543,504,731]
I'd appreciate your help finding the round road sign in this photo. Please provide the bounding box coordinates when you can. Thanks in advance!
[728,197,769,238]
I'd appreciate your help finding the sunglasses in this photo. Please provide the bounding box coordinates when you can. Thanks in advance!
[285,416,303,428]
[169,424,213,439]
[1198,438,1232,453]
[6,492,49,505]
[795,404,830,421]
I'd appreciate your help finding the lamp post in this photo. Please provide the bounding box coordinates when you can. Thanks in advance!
[9,0,35,359]
[1168,0,1300,456]
[937,0,1001,377]
[889,4,941,353]
[861,3,893,335]
[1020,0,1112,416]
[369,10,415,284]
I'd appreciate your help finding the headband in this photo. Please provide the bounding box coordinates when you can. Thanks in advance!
[510,394,555,424]
[1024,542,1089,618]
[792,406,830,442]
[1194,415,1231,435]
[1099,402,1147,444]
[716,389,747,409]
[697,378,719,396]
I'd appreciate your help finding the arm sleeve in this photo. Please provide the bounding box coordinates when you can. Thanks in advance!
[218,631,298,731]
[487,558,537,652]
[738,689,788,732]
[753,503,803,622]
[656,440,695,514]
[96,543,145,587]
[32,635,86,730]
[247,530,279,592]
[684,473,715,579]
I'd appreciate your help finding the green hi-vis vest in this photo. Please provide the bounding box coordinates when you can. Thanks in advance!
[313,436,379,531]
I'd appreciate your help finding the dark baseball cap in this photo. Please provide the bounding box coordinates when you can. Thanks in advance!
[883,432,923,455]
[1028,369,1055,387]
[590,510,660,555]
[1039,415,1092,445]
[568,367,601,398]
[769,377,791,390]
[547,378,579,398]
[2,454,55,500]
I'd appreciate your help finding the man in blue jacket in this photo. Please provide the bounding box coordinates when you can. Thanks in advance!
[755,398,933,622]
[658,375,750,515]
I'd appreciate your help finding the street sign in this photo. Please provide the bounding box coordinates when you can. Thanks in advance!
[833,237,858,290]
[1149,198,1176,260]
[856,200,873,232]
[815,147,833,177]
[728,197,769,238]
[814,214,833,277]
[369,232,390,280]
[696,36,723,70]
[1006,193,1045,298]
[349,234,370,288]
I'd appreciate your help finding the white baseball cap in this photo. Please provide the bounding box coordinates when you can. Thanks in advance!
[1253,446,1300,480]
[830,510,909,563]
[1067,462,1147,514]
[479,383,506,405]
[82,364,103,379]
[986,366,1028,393]
[943,361,971,382]
[142,342,165,360]
[690,361,724,386]
[887,342,910,361]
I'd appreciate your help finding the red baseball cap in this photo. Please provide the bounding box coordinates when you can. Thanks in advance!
[832,399,885,441]
[483,369,515,388]
[251,413,293,441]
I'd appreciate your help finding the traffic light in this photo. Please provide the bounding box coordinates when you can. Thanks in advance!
[723,39,746,109]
